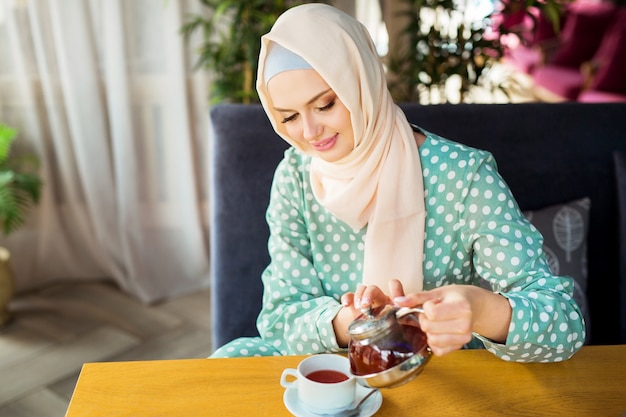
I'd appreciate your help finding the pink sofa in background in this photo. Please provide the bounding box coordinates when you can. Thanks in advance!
[502,1,626,102]
[500,5,567,74]
[577,11,626,102]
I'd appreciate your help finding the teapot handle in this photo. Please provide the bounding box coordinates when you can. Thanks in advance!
[395,306,424,319]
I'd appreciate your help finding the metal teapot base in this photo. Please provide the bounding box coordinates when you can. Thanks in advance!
[352,345,432,389]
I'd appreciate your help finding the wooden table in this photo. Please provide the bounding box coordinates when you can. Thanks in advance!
[65,345,626,417]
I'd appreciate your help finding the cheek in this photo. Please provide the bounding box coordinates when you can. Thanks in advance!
[335,108,352,133]
[283,124,311,149]
[283,124,301,141]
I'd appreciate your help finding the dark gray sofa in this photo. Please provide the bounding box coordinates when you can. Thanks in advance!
[209,102,626,351]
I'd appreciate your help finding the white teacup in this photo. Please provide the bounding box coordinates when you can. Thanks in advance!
[280,354,356,414]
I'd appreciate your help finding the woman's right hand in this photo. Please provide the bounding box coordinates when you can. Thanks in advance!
[334,281,406,347]
[352,279,406,310]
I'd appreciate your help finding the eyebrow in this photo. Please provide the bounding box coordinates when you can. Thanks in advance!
[273,88,332,112]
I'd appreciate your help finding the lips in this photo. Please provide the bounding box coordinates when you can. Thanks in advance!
[312,135,337,151]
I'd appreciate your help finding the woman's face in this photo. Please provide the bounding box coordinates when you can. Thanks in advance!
[267,69,354,162]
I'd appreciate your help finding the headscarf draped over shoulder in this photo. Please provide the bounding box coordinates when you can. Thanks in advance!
[257,3,426,293]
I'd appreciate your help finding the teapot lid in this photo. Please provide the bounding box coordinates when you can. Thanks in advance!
[347,304,398,338]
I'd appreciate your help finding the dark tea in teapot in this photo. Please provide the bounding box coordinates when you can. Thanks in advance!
[348,305,430,378]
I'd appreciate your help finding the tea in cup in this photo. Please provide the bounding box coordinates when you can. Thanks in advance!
[280,354,356,414]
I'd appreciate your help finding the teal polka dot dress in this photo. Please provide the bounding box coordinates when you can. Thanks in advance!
[211,132,586,362]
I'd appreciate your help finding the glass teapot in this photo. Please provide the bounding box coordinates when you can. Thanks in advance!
[347,304,431,388]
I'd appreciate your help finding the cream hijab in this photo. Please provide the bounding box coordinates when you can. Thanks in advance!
[256,4,426,293]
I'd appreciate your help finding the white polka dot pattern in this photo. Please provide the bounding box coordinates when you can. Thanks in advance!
[210,133,586,361]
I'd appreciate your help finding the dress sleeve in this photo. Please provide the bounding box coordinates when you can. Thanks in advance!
[256,151,344,355]
[460,150,586,361]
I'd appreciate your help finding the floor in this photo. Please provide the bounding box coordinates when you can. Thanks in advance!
[0,281,212,417]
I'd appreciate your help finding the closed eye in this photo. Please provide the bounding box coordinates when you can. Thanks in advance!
[281,113,297,123]
[275,88,334,124]
[281,99,335,123]
[317,99,335,112]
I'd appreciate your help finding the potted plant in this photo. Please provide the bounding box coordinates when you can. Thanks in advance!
[180,0,331,104]
[385,0,570,103]
[0,123,43,325]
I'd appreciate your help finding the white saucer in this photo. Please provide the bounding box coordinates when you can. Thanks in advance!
[283,384,382,417]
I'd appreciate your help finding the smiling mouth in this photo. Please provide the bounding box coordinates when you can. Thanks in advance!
[312,135,337,151]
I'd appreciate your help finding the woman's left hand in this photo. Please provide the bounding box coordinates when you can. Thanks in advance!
[392,279,511,356]
[394,284,473,356]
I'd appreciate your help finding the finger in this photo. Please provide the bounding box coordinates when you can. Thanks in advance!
[354,285,388,309]
[425,332,472,356]
[394,290,442,309]
[341,292,355,307]
[422,296,445,317]
[420,314,471,335]
[429,343,460,357]
[388,279,405,299]
[364,286,392,307]
[359,285,381,308]
[393,292,427,307]
[353,285,367,308]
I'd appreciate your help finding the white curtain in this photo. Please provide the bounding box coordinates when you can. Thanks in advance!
[0,0,211,303]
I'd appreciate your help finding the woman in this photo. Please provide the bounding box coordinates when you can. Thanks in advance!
[211,3,585,361]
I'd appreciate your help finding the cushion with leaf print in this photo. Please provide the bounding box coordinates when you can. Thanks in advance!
[523,197,591,344]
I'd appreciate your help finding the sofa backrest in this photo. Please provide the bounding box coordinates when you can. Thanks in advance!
[209,104,288,350]
[614,150,626,344]
[209,102,626,350]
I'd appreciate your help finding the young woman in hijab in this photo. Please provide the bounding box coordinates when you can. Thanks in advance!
[211,3,585,361]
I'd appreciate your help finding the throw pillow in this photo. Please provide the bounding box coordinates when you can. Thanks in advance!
[523,197,591,344]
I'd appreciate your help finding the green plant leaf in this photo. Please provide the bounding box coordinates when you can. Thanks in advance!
[180,0,330,103]
[0,124,43,236]
[0,124,17,163]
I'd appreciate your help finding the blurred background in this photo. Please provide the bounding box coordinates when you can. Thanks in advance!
[0,0,624,415]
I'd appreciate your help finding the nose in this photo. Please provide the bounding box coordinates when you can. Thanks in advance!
[302,114,321,141]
